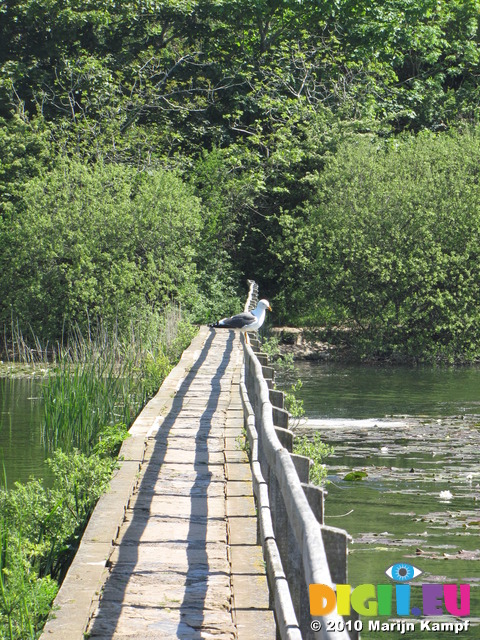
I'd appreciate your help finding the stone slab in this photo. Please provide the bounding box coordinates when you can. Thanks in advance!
[235,609,276,640]
[226,480,253,497]
[227,516,258,546]
[225,462,254,482]
[44,327,276,640]
[224,449,250,463]
[116,516,227,545]
[89,604,236,639]
[225,495,257,518]
[229,543,269,577]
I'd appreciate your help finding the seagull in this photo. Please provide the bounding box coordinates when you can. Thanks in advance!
[210,299,272,333]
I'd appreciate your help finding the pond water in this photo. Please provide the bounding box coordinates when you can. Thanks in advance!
[293,361,480,419]
[0,377,51,486]
[293,361,480,639]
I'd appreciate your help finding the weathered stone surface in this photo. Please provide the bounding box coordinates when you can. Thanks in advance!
[225,496,257,518]
[224,462,253,482]
[45,328,275,640]
[85,331,241,639]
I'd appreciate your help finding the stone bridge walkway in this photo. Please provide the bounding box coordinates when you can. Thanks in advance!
[43,327,275,639]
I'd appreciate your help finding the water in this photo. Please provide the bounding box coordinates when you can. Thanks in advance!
[0,377,51,486]
[292,361,480,639]
[293,361,480,419]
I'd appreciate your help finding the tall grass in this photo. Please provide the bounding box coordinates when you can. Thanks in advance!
[41,305,196,453]
[0,305,197,639]
[2,319,54,370]
[41,345,142,454]
[3,304,197,455]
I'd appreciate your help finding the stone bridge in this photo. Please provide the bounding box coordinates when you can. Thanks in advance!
[42,327,274,639]
[42,287,351,640]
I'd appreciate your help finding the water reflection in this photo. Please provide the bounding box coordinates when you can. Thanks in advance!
[0,377,51,486]
[293,361,480,419]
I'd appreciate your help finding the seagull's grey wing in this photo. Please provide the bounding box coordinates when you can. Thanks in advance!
[216,311,256,328]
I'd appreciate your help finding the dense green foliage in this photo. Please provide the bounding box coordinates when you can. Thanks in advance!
[0,450,114,639]
[2,160,202,338]
[281,129,480,360]
[293,433,334,486]
[0,306,196,639]
[1,3,480,633]
[1,0,480,359]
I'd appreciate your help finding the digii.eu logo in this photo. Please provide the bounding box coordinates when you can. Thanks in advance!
[309,562,471,635]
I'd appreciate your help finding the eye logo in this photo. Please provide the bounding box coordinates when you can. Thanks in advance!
[385,563,422,582]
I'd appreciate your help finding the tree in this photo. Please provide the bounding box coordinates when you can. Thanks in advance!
[1,159,202,338]
[300,129,480,360]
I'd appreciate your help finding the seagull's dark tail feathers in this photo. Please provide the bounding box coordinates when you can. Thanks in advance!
[209,322,226,328]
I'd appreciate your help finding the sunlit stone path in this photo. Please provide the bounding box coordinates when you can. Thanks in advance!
[79,328,275,639]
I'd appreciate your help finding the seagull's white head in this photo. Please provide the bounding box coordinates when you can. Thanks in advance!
[257,299,272,311]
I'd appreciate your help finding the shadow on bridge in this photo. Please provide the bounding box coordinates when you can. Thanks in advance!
[88,330,234,639]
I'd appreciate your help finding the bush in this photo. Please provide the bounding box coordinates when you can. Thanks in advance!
[302,128,480,361]
[293,433,334,487]
[0,448,115,639]
[0,159,202,340]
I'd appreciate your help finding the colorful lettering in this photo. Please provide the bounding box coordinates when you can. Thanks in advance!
[309,584,336,616]
[443,584,470,616]
[422,584,444,616]
[309,581,471,618]
[351,584,378,616]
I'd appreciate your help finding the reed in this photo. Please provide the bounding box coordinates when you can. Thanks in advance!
[41,305,196,453]
[0,305,197,638]
[2,319,53,368]
[41,349,143,454]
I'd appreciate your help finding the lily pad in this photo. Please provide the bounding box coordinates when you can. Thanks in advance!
[343,470,368,481]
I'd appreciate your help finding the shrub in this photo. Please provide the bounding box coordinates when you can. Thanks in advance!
[1,160,202,340]
[0,448,115,638]
[293,433,334,487]
[303,128,480,361]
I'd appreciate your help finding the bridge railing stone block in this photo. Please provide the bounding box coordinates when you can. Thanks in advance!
[269,389,285,409]
[274,426,294,452]
[291,455,311,485]
[240,290,351,640]
[273,406,290,429]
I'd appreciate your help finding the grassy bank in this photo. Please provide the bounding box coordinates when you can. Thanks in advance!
[0,306,197,639]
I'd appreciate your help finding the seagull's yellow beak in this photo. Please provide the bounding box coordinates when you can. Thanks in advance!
[268,305,272,311]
